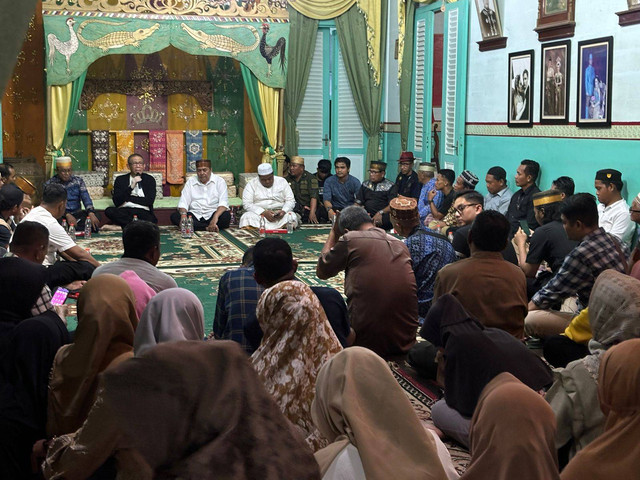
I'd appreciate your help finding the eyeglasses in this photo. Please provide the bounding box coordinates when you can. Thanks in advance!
[368,169,383,174]
[129,162,144,166]
[455,203,479,214]
[630,208,640,213]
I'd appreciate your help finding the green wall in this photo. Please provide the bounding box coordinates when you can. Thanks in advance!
[465,134,640,202]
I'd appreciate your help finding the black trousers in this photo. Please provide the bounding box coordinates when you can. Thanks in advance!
[543,335,590,368]
[105,207,157,227]
[170,210,231,231]
[46,259,96,289]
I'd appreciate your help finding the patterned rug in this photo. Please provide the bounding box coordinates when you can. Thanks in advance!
[77,225,342,332]
[390,362,471,474]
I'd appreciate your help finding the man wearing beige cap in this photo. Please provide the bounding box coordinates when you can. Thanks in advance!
[284,155,320,223]
[417,162,442,224]
[240,163,297,230]
[45,156,99,231]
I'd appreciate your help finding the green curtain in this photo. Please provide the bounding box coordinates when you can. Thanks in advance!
[399,0,416,151]
[240,64,276,168]
[284,8,319,156]
[64,71,87,146]
[335,2,387,166]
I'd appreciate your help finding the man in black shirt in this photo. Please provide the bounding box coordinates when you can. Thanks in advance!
[393,151,422,200]
[507,159,541,236]
[451,190,518,265]
[513,189,578,298]
[356,161,395,230]
[315,159,332,223]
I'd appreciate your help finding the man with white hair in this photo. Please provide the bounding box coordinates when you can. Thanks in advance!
[239,163,297,230]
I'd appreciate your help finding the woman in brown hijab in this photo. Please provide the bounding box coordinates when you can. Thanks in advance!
[47,274,138,437]
[560,339,640,480]
[312,347,452,480]
[102,340,320,480]
[462,372,559,480]
[251,280,342,451]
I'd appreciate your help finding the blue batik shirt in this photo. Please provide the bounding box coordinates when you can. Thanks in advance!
[418,178,443,222]
[405,226,457,319]
[212,266,265,354]
[45,175,94,214]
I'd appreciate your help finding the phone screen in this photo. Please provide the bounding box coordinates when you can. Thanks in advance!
[51,287,69,306]
[519,220,531,237]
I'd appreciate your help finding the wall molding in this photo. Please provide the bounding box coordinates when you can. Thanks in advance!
[465,122,640,141]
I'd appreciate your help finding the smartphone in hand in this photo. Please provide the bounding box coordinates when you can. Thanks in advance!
[519,219,531,237]
[51,287,69,306]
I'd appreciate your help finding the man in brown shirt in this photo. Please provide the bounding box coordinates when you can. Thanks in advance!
[433,210,528,338]
[317,205,419,358]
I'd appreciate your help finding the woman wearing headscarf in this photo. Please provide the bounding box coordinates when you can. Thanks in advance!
[46,274,138,437]
[462,373,559,480]
[251,280,343,451]
[102,340,321,480]
[0,258,69,478]
[560,339,640,479]
[313,347,455,480]
[119,270,156,319]
[134,288,204,356]
[546,270,640,460]
[42,288,205,479]
[420,294,552,448]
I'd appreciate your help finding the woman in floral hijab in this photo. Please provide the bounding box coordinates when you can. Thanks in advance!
[251,280,342,451]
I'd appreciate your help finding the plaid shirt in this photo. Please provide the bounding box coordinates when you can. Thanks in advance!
[532,227,629,309]
[45,175,94,213]
[212,267,264,354]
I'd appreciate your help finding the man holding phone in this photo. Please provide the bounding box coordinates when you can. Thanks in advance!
[507,159,541,236]
[105,153,157,227]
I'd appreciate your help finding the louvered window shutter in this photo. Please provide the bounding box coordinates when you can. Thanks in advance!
[441,0,469,171]
[297,30,328,164]
[333,47,366,180]
[413,18,426,154]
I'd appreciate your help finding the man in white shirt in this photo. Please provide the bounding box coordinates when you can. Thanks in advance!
[21,183,100,285]
[239,163,297,230]
[594,169,634,247]
[170,159,230,232]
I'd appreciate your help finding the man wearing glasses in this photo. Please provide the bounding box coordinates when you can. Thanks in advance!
[105,153,158,227]
[450,190,518,265]
[355,161,395,230]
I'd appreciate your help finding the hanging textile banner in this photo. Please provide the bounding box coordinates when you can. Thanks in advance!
[115,130,134,172]
[90,129,109,184]
[166,130,185,185]
[149,130,167,182]
[186,130,203,173]
[43,15,289,89]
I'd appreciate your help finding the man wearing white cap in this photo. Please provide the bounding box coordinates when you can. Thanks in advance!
[44,156,99,231]
[239,163,297,230]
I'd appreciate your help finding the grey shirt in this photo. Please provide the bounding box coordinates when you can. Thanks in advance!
[92,257,177,292]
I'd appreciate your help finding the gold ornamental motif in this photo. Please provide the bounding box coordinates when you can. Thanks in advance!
[77,20,160,52]
[180,23,260,54]
[42,0,289,19]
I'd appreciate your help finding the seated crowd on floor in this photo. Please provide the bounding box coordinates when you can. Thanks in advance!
[1,152,640,480]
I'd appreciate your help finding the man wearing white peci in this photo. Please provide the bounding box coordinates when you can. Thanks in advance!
[239,163,298,230]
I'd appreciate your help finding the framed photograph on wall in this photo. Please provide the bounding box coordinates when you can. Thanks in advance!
[535,0,576,41]
[474,0,503,39]
[577,36,613,128]
[508,50,534,127]
[540,40,570,124]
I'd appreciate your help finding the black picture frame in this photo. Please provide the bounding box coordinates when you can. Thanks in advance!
[508,50,534,127]
[576,36,613,128]
[540,40,570,124]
